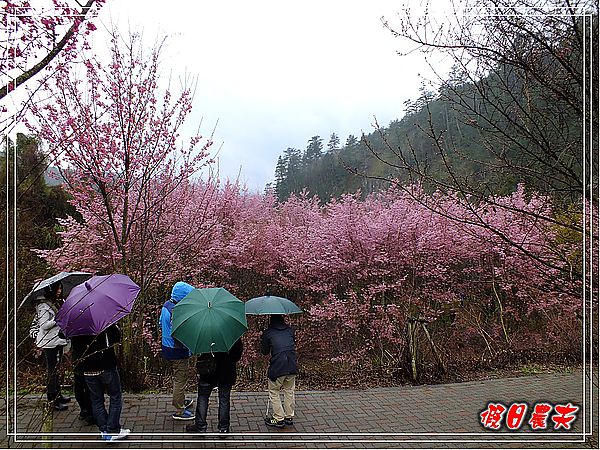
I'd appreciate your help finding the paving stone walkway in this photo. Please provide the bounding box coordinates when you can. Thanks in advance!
[2,370,597,449]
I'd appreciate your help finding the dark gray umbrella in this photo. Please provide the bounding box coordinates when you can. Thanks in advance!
[19,271,93,309]
[244,295,302,315]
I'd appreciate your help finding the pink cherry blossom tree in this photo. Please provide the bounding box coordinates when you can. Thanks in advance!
[1,0,104,134]
[29,28,219,388]
[34,166,583,383]
[31,29,215,292]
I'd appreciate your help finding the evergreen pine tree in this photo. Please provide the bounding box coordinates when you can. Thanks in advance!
[304,136,323,162]
[327,133,340,153]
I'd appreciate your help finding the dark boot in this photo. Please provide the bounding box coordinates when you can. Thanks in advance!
[53,401,68,411]
[185,423,207,433]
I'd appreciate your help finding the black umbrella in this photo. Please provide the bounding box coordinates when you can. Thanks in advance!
[19,271,93,309]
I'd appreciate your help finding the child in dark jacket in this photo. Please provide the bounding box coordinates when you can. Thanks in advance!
[260,315,298,428]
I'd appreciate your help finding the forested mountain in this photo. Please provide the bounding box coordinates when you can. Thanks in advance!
[271,38,590,204]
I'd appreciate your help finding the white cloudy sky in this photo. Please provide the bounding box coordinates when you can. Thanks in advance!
[95,0,455,191]
[10,1,453,191]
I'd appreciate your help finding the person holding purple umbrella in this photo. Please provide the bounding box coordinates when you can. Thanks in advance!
[59,274,141,442]
[70,324,130,442]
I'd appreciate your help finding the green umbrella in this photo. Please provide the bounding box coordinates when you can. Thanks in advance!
[245,295,303,315]
[172,288,247,353]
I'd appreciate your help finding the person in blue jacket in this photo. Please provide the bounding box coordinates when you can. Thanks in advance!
[160,281,195,420]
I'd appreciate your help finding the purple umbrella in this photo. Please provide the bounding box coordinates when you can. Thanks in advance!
[56,274,140,337]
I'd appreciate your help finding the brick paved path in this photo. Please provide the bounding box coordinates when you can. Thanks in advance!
[2,370,597,449]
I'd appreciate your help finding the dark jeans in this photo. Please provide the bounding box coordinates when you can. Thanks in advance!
[195,380,231,431]
[74,372,93,419]
[85,368,123,433]
[43,346,63,403]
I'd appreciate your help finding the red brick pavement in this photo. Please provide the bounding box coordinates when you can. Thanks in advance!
[2,370,597,449]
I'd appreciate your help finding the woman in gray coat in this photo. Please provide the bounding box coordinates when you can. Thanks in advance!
[32,282,70,410]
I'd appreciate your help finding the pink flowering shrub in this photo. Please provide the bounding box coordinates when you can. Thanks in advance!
[35,178,585,384]
[27,28,584,384]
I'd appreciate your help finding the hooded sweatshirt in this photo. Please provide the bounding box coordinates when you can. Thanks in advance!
[160,281,194,360]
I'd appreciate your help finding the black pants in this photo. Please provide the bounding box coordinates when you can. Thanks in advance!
[43,346,63,403]
[74,372,93,419]
[194,381,232,432]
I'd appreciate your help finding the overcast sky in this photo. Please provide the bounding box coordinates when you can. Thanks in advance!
[95,1,455,191]
[10,1,451,191]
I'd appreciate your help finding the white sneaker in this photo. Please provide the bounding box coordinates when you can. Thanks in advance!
[111,428,130,441]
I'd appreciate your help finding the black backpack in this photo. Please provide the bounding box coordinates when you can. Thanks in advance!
[196,353,217,376]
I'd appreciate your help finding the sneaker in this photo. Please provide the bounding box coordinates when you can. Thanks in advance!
[218,428,229,439]
[264,416,285,428]
[184,398,194,409]
[58,395,71,404]
[100,431,112,442]
[185,423,207,433]
[284,417,294,426]
[172,409,195,420]
[111,428,130,441]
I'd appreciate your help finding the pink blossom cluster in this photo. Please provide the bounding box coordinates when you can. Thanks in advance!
[34,178,583,368]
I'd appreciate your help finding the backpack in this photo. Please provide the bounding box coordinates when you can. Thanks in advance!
[197,353,217,376]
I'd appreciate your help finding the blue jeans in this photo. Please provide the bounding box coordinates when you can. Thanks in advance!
[85,368,123,433]
[195,380,231,431]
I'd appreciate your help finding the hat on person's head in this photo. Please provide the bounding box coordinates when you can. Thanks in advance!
[171,281,194,303]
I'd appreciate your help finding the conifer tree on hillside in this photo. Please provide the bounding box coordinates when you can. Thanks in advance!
[327,133,340,153]
[304,136,323,162]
